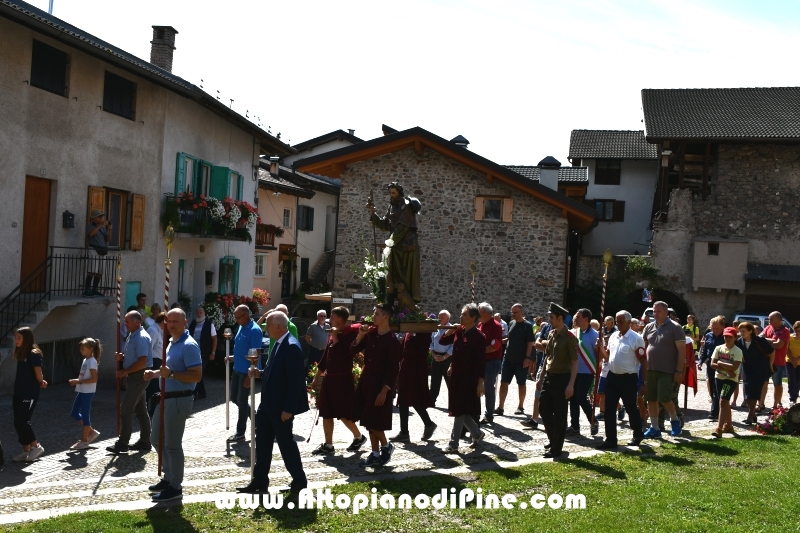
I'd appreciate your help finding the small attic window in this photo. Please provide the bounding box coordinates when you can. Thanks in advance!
[707,242,719,256]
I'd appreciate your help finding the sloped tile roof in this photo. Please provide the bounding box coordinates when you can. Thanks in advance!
[641,87,800,140]
[569,130,657,159]
[1,0,293,155]
[505,166,588,184]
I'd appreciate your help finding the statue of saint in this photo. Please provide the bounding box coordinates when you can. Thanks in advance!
[367,182,421,311]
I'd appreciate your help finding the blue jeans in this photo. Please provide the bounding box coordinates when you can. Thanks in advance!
[151,396,194,489]
[483,359,502,418]
[569,373,594,429]
[230,371,252,437]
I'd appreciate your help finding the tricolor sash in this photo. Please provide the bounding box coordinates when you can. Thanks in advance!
[572,328,596,374]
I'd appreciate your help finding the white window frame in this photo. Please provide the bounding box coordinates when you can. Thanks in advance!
[254,253,268,278]
[283,208,292,228]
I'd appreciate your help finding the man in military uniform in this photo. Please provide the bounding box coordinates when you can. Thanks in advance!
[536,303,578,458]
[367,182,421,310]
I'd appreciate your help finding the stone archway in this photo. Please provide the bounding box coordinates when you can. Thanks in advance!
[623,288,692,323]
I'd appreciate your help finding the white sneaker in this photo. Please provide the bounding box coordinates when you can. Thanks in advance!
[71,441,89,450]
[442,444,459,454]
[469,431,485,449]
[87,429,101,443]
[12,451,29,462]
[25,445,44,461]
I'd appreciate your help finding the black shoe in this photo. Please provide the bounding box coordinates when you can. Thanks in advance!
[479,416,493,425]
[520,418,538,429]
[391,431,410,442]
[543,442,552,450]
[227,433,246,443]
[149,479,170,493]
[130,441,152,452]
[346,435,367,452]
[236,482,269,493]
[627,436,643,446]
[421,423,437,441]
[596,440,618,450]
[543,450,562,459]
[514,407,525,415]
[378,443,395,466]
[83,290,95,298]
[359,453,380,467]
[565,426,580,435]
[152,485,182,502]
[106,442,129,454]
[312,443,335,455]
[493,408,504,416]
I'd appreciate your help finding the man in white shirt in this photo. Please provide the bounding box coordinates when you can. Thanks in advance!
[596,310,646,449]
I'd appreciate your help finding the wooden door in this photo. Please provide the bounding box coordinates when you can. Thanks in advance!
[21,176,51,292]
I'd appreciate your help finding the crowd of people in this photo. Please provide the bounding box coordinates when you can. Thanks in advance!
[4,296,798,500]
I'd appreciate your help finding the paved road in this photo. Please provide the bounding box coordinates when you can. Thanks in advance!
[0,371,777,524]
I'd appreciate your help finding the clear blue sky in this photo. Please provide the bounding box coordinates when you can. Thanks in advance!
[24,0,800,164]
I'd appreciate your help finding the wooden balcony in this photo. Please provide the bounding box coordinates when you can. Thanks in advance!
[255,224,279,247]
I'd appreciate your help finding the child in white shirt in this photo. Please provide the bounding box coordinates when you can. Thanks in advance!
[68,338,102,450]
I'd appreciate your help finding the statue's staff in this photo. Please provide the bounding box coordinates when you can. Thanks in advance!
[366,190,379,262]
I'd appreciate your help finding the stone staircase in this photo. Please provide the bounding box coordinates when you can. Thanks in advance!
[308,249,335,286]
[0,295,111,366]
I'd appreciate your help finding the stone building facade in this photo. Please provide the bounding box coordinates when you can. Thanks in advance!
[295,128,597,319]
[651,143,800,323]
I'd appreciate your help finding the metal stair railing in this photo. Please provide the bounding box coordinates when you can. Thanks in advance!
[0,247,120,342]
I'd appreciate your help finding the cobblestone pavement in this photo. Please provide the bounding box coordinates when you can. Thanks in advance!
[0,372,776,524]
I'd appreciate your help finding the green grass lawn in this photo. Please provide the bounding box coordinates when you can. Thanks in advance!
[3,435,796,532]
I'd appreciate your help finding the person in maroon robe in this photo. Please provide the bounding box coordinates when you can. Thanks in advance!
[351,304,402,467]
[393,331,437,442]
[310,306,367,455]
[438,303,486,453]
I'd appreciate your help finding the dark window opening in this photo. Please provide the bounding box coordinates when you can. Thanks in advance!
[30,40,68,97]
[300,258,310,282]
[708,242,719,256]
[590,199,625,222]
[297,205,314,231]
[595,159,621,185]
[103,71,136,120]
[484,199,501,220]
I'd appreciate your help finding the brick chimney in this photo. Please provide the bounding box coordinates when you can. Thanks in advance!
[150,26,178,72]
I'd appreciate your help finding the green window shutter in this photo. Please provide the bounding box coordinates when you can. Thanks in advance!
[175,153,186,195]
[307,206,314,231]
[210,166,230,199]
[219,255,240,294]
[236,172,244,201]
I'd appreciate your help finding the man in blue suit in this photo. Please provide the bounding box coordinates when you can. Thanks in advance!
[236,311,309,494]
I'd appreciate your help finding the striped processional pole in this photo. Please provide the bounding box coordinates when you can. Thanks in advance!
[591,249,613,424]
[116,255,122,436]
[470,261,476,303]
[159,224,175,477]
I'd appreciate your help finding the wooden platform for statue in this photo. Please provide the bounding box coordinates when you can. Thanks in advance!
[390,321,461,333]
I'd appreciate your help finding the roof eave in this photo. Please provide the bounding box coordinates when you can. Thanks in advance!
[295,127,597,231]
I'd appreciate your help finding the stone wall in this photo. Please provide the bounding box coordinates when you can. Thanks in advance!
[651,143,800,323]
[333,147,569,318]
